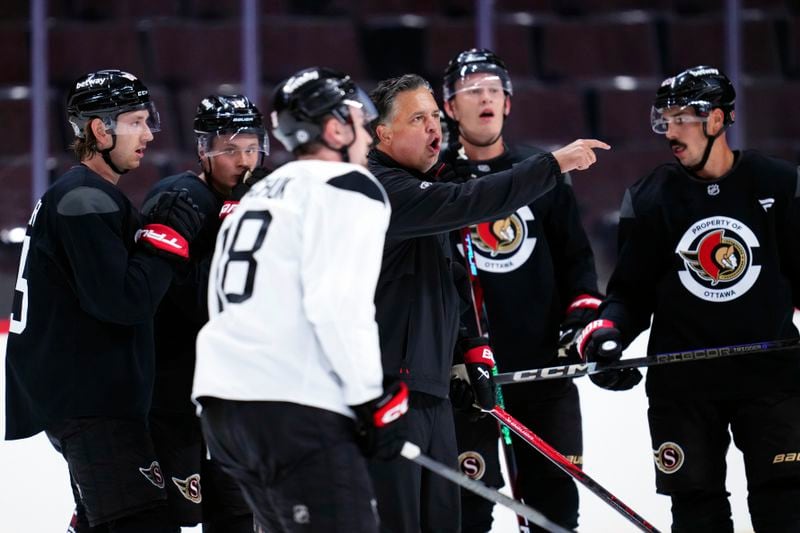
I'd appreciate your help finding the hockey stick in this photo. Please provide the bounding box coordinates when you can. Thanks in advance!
[459,228,529,530]
[400,442,571,533]
[488,407,661,533]
[495,338,800,386]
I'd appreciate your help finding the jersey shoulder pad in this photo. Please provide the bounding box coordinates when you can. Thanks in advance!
[327,170,387,205]
[740,150,799,198]
[56,185,121,217]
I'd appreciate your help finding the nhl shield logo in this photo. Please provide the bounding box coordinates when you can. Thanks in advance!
[675,216,761,302]
[172,473,202,503]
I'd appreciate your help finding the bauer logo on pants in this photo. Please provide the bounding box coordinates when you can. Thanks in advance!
[458,451,486,480]
[654,442,685,474]
[676,216,760,302]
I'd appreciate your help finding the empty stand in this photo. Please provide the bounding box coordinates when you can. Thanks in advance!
[503,82,587,144]
[149,21,242,85]
[48,22,145,84]
[0,161,33,229]
[427,18,534,81]
[0,26,30,85]
[538,18,660,80]
[665,16,782,77]
[261,17,366,82]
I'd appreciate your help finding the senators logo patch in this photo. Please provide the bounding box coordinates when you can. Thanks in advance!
[458,451,486,480]
[172,473,202,503]
[457,206,537,273]
[654,442,685,474]
[676,216,761,302]
[139,461,165,488]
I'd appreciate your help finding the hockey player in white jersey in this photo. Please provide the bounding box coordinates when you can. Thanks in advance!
[192,67,409,532]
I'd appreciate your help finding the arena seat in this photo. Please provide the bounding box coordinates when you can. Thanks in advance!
[426,18,534,81]
[48,22,145,84]
[150,21,242,85]
[360,17,428,81]
[594,85,663,146]
[665,17,781,77]
[538,18,660,80]
[261,17,366,82]
[0,26,30,85]
[502,82,587,144]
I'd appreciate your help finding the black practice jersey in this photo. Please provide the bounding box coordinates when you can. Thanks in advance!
[5,165,174,439]
[442,144,598,371]
[142,171,224,413]
[601,150,800,397]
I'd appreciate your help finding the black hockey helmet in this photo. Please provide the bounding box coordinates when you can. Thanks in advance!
[194,94,268,155]
[442,48,513,101]
[651,65,735,134]
[67,69,160,138]
[271,67,377,152]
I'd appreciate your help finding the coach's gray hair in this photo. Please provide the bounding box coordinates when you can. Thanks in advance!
[369,74,433,139]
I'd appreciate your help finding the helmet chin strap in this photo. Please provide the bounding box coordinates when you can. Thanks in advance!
[683,122,725,174]
[100,135,128,175]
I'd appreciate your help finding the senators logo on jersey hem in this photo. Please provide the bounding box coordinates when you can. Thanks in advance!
[676,216,761,302]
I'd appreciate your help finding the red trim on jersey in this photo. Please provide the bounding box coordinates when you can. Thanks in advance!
[0,318,8,333]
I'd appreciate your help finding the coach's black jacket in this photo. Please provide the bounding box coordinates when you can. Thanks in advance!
[368,148,560,398]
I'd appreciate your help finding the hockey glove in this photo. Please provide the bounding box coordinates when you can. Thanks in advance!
[351,380,409,460]
[137,189,204,261]
[451,338,497,411]
[220,167,270,220]
[576,319,642,391]
[558,293,603,360]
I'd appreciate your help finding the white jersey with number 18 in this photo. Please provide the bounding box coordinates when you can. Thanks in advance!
[193,159,390,418]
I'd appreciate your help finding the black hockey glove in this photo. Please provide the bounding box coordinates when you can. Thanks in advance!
[137,189,204,261]
[429,160,472,184]
[576,319,642,391]
[451,338,497,412]
[220,167,270,220]
[558,293,603,361]
[351,380,409,460]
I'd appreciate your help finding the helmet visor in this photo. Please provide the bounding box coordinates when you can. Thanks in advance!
[110,101,161,135]
[200,128,269,158]
[650,105,709,134]
[444,64,513,101]
[343,86,378,124]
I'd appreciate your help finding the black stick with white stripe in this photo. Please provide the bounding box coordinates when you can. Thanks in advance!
[400,442,570,533]
[494,338,800,386]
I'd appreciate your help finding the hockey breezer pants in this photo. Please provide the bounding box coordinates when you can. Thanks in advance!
[455,379,583,533]
[199,397,381,532]
[648,390,800,533]
[149,408,253,530]
[45,417,177,532]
